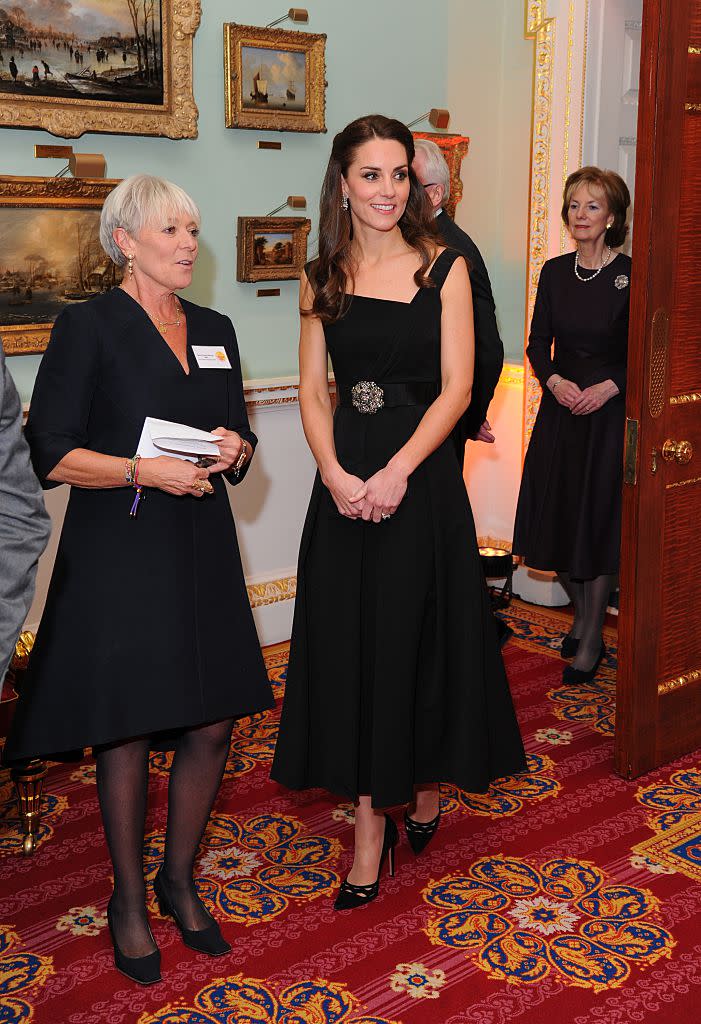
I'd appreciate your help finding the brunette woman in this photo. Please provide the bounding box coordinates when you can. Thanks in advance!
[271,115,525,910]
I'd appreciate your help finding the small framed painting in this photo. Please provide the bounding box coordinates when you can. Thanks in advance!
[0,175,120,355]
[224,23,326,133]
[236,216,311,283]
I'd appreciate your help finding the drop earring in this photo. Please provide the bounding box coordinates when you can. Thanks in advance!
[127,254,134,277]
[341,194,349,211]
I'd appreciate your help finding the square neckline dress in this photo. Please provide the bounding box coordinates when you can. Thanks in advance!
[271,249,526,807]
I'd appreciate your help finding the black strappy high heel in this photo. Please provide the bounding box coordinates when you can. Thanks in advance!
[404,808,441,855]
[334,814,398,911]
[106,899,161,986]
[154,867,231,956]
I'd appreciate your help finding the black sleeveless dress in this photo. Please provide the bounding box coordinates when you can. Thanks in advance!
[271,250,526,808]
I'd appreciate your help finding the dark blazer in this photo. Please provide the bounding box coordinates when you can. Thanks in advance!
[436,210,504,456]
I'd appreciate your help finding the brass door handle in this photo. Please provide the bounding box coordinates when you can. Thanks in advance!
[662,439,694,465]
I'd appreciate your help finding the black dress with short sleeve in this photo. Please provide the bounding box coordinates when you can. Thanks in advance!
[513,251,631,580]
[271,250,526,808]
[4,288,273,764]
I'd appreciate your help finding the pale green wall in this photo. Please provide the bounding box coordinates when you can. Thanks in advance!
[447,1,533,368]
[3,0,532,404]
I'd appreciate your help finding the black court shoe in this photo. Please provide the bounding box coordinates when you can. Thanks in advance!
[334,814,398,911]
[107,899,161,986]
[560,634,580,659]
[154,867,231,956]
[561,643,606,685]
[404,808,441,855]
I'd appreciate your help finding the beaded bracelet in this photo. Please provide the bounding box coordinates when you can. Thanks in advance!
[129,455,144,518]
[550,378,563,392]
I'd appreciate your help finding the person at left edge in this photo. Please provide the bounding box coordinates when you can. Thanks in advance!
[0,346,51,682]
[4,174,273,985]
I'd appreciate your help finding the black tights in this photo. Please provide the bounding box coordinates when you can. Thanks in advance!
[95,718,234,958]
[557,571,616,670]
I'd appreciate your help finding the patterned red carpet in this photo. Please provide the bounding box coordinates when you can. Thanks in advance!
[1,600,701,1023]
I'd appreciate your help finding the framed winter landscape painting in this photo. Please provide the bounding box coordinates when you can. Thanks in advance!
[0,176,120,355]
[0,0,200,139]
[224,23,326,133]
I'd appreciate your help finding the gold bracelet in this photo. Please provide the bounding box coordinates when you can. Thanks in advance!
[233,440,248,478]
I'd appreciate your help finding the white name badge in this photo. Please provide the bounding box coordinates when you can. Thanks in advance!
[192,345,232,369]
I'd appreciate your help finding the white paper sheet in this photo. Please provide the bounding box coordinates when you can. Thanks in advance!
[136,417,221,462]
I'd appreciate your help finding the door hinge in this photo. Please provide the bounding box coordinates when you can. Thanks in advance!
[624,418,639,485]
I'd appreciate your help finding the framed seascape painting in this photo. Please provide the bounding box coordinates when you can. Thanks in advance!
[236,216,311,283]
[0,0,200,139]
[0,176,120,356]
[224,24,326,133]
[412,132,470,219]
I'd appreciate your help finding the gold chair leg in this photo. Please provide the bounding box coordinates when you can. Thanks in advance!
[10,759,47,856]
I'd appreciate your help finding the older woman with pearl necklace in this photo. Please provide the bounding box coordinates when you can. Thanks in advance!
[513,166,631,685]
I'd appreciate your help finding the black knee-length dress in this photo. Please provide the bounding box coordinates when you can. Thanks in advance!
[513,252,631,580]
[4,289,273,764]
[271,250,526,808]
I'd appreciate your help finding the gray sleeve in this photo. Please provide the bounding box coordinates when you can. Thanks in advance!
[0,350,51,680]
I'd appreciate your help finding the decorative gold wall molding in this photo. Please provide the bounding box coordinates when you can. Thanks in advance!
[658,667,701,696]
[478,536,513,553]
[247,575,297,608]
[670,392,701,405]
[524,3,556,444]
[499,363,525,387]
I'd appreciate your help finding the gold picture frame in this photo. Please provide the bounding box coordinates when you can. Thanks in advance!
[237,216,311,283]
[0,1,200,140]
[224,23,326,133]
[413,132,470,219]
[0,175,120,356]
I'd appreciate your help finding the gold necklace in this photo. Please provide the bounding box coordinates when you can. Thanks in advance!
[148,299,182,335]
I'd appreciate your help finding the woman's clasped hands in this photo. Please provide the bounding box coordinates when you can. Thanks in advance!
[324,462,408,523]
[548,375,619,415]
[137,428,248,498]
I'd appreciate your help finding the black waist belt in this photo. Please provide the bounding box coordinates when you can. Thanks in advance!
[339,380,437,414]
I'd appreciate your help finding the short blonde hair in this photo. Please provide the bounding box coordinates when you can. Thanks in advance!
[100,174,201,266]
[561,166,630,248]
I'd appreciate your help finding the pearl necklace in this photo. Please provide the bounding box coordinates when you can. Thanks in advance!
[574,246,612,282]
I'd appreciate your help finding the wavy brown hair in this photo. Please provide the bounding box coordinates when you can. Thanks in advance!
[306,114,440,323]
[561,166,631,248]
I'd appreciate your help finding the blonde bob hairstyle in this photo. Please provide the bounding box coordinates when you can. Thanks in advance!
[561,166,630,249]
[100,174,201,267]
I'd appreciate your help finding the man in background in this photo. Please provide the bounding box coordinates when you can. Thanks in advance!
[0,346,51,681]
[413,139,511,644]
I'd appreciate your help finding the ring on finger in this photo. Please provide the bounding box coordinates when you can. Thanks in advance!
[381,512,391,520]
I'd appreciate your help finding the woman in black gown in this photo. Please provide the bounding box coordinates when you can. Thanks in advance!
[4,175,273,983]
[513,166,631,684]
[271,115,525,910]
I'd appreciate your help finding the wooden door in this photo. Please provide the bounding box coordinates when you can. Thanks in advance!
[615,0,701,778]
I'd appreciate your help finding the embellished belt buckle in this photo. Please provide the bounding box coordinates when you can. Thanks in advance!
[351,380,384,414]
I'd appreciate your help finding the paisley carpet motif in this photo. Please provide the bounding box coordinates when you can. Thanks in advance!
[422,855,673,992]
[631,767,701,881]
[136,974,400,1024]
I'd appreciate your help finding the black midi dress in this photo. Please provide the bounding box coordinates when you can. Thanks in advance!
[4,289,273,764]
[271,250,526,808]
[513,252,631,581]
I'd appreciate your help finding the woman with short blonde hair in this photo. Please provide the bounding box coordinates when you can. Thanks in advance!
[5,174,273,984]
